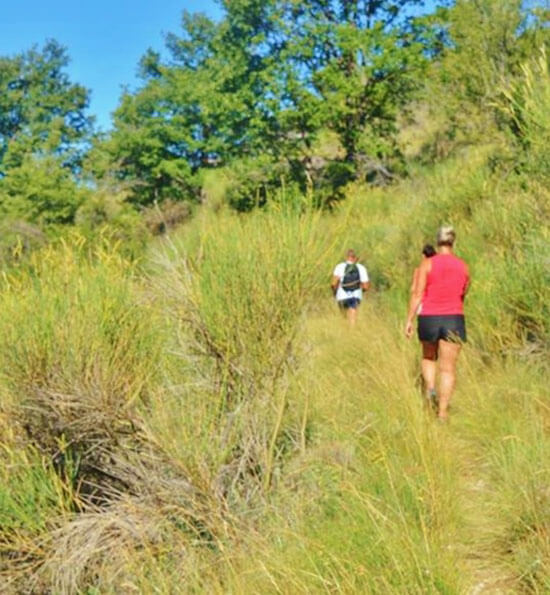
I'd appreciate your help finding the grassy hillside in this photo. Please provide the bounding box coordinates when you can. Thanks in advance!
[0,153,549,593]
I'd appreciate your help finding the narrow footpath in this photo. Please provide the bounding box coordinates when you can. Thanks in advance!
[301,299,539,593]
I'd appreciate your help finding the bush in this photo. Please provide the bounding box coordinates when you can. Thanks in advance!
[0,154,89,225]
[223,155,289,212]
[141,198,193,234]
[0,240,162,501]
[0,219,47,266]
[154,205,332,500]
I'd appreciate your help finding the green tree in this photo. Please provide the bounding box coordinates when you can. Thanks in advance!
[98,9,288,206]
[419,0,550,157]
[279,1,431,166]
[103,1,438,208]
[0,40,93,225]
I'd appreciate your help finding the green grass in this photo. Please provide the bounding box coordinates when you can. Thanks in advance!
[0,154,549,592]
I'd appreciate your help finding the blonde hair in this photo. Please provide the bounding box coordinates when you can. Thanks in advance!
[437,225,456,247]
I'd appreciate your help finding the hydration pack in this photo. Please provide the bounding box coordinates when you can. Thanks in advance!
[341,263,361,292]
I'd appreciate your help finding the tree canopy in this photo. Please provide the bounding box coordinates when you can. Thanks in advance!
[0,40,93,225]
[1,0,550,229]
[98,0,437,207]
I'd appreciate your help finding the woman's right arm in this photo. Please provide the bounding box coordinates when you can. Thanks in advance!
[405,260,430,338]
[410,267,419,294]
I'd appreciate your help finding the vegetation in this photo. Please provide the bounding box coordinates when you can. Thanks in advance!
[0,41,92,228]
[0,0,549,592]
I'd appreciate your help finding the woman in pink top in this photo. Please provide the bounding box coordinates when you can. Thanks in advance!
[405,226,470,420]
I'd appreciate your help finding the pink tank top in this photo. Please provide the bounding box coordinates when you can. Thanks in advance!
[421,253,469,316]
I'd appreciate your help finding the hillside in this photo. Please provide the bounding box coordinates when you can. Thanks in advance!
[0,150,548,592]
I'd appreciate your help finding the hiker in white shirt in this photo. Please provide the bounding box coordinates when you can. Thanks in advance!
[331,249,370,326]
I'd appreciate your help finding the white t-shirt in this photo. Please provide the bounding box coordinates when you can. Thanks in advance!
[333,261,369,301]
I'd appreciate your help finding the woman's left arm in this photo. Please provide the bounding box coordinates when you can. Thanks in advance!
[462,264,471,299]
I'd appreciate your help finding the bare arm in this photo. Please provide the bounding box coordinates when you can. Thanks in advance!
[410,267,419,294]
[405,259,430,338]
[331,275,340,295]
[462,264,471,299]
[360,264,370,293]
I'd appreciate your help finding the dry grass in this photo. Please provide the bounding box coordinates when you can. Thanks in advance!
[0,155,548,592]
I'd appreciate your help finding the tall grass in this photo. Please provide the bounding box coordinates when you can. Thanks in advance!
[0,154,549,592]
[147,205,337,504]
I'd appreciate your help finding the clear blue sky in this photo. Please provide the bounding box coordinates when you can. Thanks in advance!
[2,1,440,132]
[0,1,222,131]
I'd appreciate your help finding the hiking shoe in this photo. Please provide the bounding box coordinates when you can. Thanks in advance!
[428,389,438,413]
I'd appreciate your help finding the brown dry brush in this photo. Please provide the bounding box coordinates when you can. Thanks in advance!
[156,248,308,508]
[1,369,235,592]
[0,233,311,592]
[0,260,235,592]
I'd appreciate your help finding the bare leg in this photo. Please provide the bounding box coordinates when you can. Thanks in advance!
[421,341,438,400]
[437,340,461,419]
[347,307,358,327]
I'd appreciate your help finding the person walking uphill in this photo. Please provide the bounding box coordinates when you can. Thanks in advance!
[405,227,470,421]
[331,249,370,326]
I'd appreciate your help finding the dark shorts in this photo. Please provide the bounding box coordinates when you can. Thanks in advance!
[338,297,361,310]
[418,315,466,343]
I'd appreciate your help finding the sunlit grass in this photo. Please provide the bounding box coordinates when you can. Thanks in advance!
[0,155,549,591]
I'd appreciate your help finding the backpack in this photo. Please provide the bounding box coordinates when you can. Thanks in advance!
[341,263,361,292]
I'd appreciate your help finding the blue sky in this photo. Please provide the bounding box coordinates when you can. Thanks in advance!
[2,1,440,132]
[1,1,221,131]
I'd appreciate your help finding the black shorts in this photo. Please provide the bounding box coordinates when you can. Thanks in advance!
[338,297,361,310]
[418,315,466,343]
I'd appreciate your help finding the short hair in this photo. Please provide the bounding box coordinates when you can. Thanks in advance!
[346,249,357,259]
[436,226,456,247]
[422,244,436,257]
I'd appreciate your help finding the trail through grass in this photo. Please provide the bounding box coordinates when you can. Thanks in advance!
[255,296,549,594]
[1,163,548,591]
